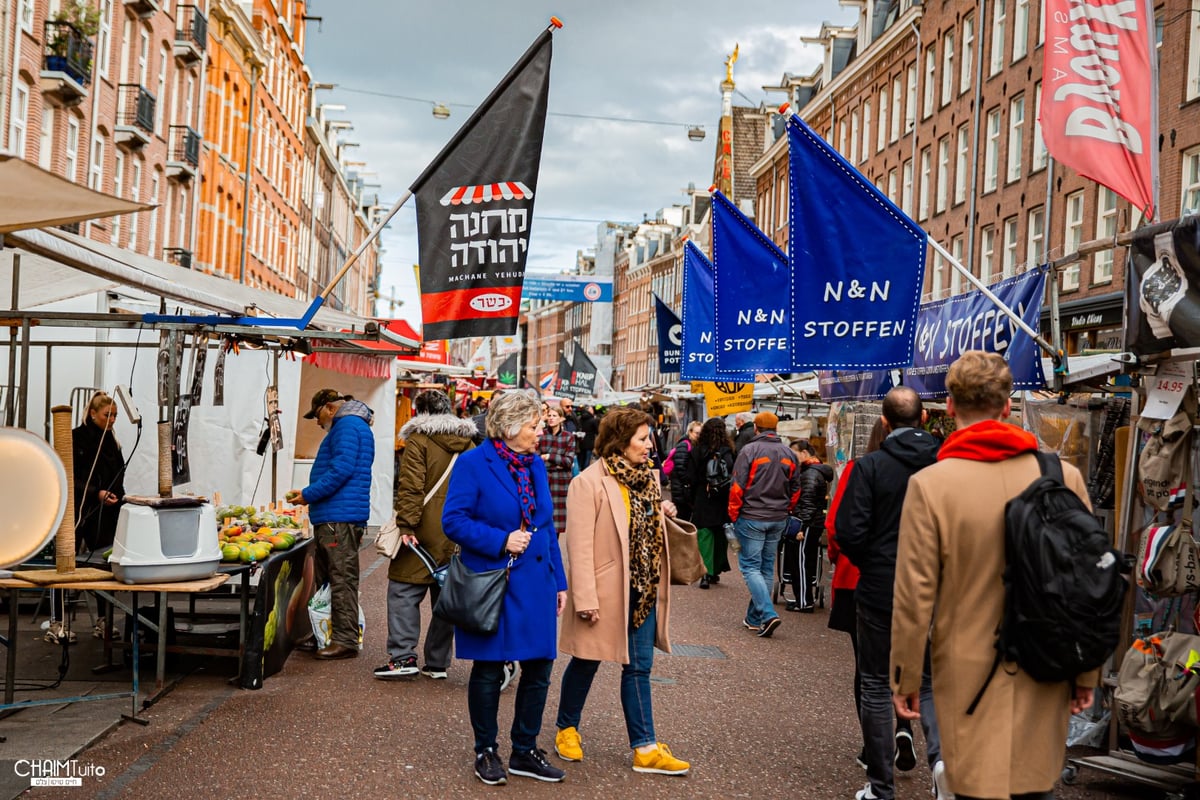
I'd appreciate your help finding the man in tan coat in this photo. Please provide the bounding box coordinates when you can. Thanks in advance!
[891,351,1096,800]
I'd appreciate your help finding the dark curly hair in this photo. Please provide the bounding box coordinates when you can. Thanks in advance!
[696,417,731,453]
[594,407,654,458]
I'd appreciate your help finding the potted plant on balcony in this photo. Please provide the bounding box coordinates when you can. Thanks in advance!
[47,4,100,77]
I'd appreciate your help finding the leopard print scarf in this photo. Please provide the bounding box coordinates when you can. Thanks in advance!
[604,454,662,629]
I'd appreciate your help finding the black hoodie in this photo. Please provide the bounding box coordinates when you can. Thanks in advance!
[833,427,940,612]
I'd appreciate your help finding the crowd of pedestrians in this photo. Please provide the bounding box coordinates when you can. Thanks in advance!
[292,352,1097,798]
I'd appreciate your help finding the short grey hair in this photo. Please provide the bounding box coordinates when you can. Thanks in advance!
[734,412,752,426]
[485,389,542,440]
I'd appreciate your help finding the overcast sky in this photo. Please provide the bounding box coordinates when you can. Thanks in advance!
[303,1,850,327]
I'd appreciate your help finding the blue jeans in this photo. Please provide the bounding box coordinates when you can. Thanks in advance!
[555,605,657,749]
[468,658,553,754]
[857,602,941,800]
[735,518,786,626]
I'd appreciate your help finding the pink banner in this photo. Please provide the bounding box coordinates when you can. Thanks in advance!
[1041,0,1155,218]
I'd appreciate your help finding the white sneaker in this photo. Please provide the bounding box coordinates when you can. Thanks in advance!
[856,782,881,800]
[931,760,954,800]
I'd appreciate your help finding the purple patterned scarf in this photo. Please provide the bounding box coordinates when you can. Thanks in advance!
[492,438,538,528]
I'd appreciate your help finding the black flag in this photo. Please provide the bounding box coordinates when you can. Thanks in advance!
[415,28,553,341]
[571,345,599,395]
[495,353,519,387]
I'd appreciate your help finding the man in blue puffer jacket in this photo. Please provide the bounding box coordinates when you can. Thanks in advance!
[287,388,375,659]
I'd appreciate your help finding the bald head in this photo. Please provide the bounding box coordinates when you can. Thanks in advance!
[882,386,923,430]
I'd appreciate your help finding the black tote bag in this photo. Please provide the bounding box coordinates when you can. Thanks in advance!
[432,554,512,634]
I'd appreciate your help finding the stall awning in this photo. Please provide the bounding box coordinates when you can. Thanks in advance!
[1040,352,1123,386]
[0,155,153,234]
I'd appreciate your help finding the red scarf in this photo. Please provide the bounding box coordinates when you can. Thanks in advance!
[937,419,1038,462]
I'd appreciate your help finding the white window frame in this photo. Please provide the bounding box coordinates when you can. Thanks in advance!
[951,235,965,295]
[980,225,996,280]
[148,172,160,258]
[129,160,141,246]
[891,75,903,141]
[931,248,945,300]
[888,168,898,204]
[985,108,1001,192]
[906,65,917,132]
[902,159,913,216]
[1032,82,1048,171]
[850,109,860,165]
[839,120,848,157]
[961,14,975,95]
[1095,187,1118,284]
[38,108,54,170]
[65,117,80,182]
[919,146,932,221]
[89,136,104,191]
[1188,0,1200,102]
[1062,194,1083,289]
[1013,0,1030,62]
[111,152,124,245]
[1026,206,1045,269]
[955,123,969,205]
[98,0,113,78]
[878,89,889,152]
[936,135,950,214]
[991,0,1007,76]
[18,0,34,33]
[923,48,936,119]
[1183,147,1200,215]
[155,47,168,134]
[941,30,955,107]
[1007,95,1025,182]
[1002,216,1018,278]
[861,100,871,163]
[9,83,29,158]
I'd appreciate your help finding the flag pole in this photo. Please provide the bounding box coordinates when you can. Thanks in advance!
[315,18,563,310]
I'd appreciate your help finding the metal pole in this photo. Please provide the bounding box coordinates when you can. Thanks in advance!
[318,189,412,302]
[238,64,261,285]
[1045,156,1067,391]
[965,0,986,272]
[17,318,30,428]
[929,237,1061,363]
[271,349,279,503]
[6,252,19,425]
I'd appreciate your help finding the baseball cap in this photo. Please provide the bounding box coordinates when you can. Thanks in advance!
[304,388,344,419]
[754,411,779,430]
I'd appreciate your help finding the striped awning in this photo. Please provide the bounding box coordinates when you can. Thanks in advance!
[439,181,533,206]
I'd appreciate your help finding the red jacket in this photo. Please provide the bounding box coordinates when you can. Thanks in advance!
[825,461,860,592]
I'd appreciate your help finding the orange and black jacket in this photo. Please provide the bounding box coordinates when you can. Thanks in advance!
[727,432,802,522]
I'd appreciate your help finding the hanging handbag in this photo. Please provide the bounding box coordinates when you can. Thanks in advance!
[1137,444,1200,597]
[376,453,460,559]
[1138,388,1196,511]
[1115,630,1200,742]
[432,554,514,635]
[664,514,706,585]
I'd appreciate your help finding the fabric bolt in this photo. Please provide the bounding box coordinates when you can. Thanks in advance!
[538,427,575,535]
[468,658,554,754]
[385,579,453,669]
[313,522,364,648]
[735,518,785,626]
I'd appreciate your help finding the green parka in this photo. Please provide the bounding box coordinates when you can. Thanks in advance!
[388,412,477,584]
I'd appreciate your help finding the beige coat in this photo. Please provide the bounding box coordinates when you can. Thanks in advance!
[892,451,1098,799]
[559,460,672,662]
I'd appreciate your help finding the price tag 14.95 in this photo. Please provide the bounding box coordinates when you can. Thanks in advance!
[1143,362,1191,420]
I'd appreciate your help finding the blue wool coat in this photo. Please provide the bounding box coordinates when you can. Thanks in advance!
[304,410,374,525]
[442,442,568,661]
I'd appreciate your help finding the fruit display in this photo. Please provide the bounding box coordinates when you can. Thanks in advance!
[216,505,304,564]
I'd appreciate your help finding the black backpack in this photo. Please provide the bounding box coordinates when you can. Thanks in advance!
[705,452,732,495]
[967,452,1127,715]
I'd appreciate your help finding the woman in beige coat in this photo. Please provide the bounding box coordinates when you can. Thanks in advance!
[553,407,690,776]
[891,351,1096,800]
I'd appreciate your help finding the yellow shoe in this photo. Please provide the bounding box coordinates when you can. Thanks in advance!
[632,742,689,775]
[555,727,583,762]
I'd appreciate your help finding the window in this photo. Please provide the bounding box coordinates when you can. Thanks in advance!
[65,117,80,182]
[888,168,898,204]
[919,146,932,220]
[861,100,871,163]
[991,0,1007,76]
[1007,95,1024,182]
[1062,193,1083,289]
[89,136,104,191]
[878,89,888,152]
[38,109,54,170]
[148,173,160,258]
[923,48,936,118]
[906,65,917,131]
[9,83,28,158]
[955,123,970,205]
[1188,0,1200,102]
[941,31,955,106]
[891,75,903,141]
[155,47,168,134]
[951,235,965,295]
[1026,206,1045,268]
[902,159,913,216]
[980,225,996,280]
[177,189,187,252]
[1032,82,1048,171]
[18,0,33,32]
[936,135,950,213]
[1002,216,1018,278]
[1095,187,1118,284]
[930,249,945,299]
[111,153,124,245]
[98,0,113,77]
[984,108,1001,192]
[839,120,848,157]
[1013,0,1030,62]
[138,28,149,84]
[961,15,975,95]
[850,109,859,164]
[1184,147,1200,215]
[129,161,141,246]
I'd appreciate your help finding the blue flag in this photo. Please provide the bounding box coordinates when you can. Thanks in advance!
[711,192,792,374]
[680,241,755,382]
[904,269,1047,398]
[817,370,895,402]
[654,295,682,375]
[787,114,926,369]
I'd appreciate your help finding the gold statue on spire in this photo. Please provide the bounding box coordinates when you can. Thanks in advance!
[724,43,739,85]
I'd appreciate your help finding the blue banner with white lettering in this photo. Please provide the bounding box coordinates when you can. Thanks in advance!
[787,114,926,369]
[712,192,792,374]
[654,295,682,375]
[817,370,895,402]
[522,275,613,303]
[904,269,1047,398]
[680,241,755,382]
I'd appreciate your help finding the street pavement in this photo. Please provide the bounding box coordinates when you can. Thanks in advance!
[12,540,1174,799]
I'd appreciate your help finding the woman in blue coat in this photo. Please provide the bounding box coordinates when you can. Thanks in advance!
[442,389,569,786]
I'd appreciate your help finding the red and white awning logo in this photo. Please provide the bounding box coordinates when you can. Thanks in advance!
[440,182,534,206]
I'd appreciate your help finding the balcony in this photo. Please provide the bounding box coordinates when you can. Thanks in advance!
[164,248,193,269]
[166,125,200,181]
[173,5,206,66]
[115,84,155,150]
[123,0,159,19]
[40,21,93,106]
